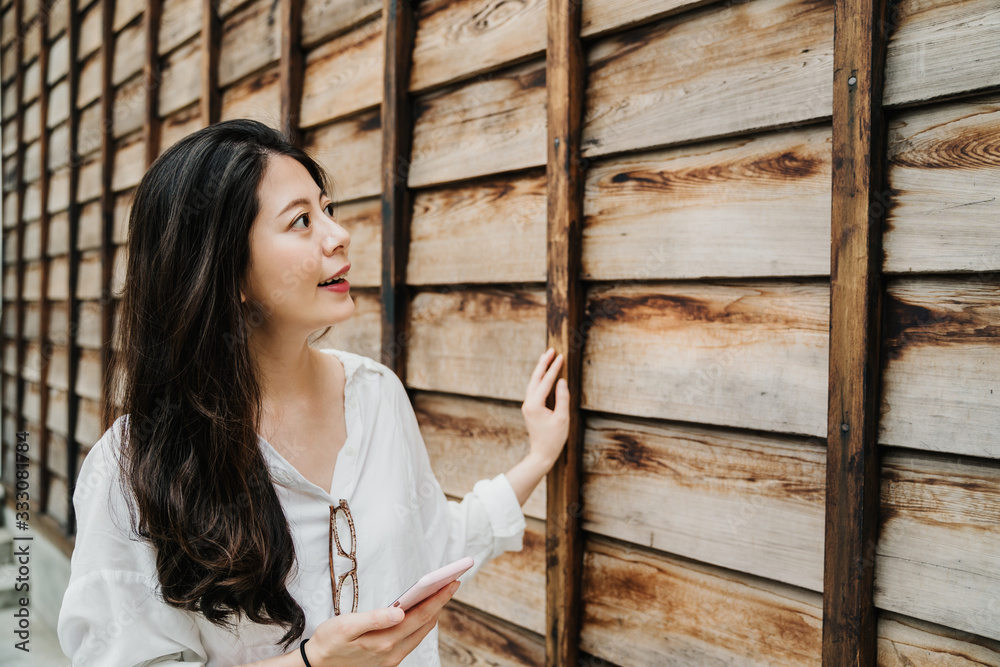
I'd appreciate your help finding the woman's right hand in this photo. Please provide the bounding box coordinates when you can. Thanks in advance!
[302,580,460,666]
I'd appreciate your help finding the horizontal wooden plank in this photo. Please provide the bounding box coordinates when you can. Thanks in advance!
[48,255,69,300]
[219,0,280,88]
[438,601,545,667]
[113,15,145,85]
[450,515,544,635]
[311,288,381,361]
[79,0,102,61]
[49,0,71,39]
[878,610,1000,666]
[112,132,145,192]
[407,171,546,285]
[583,123,832,279]
[406,287,547,402]
[583,0,833,159]
[880,277,1000,459]
[415,391,545,521]
[77,50,102,109]
[114,190,131,244]
[159,0,200,56]
[219,64,280,126]
[884,94,1000,274]
[583,413,825,592]
[583,280,830,437]
[75,395,103,448]
[77,100,103,157]
[158,37,200,117]
[581,535,823,665]
[581,0,710,39]
[300,15,382,128]
[23,181,41,220]
[300,0,379,50]
[77,300,103,349]
[884,0,1000,108]
[876,449,1000,641]
[48,33,69,85]
[113,0,143,32]
[409,0,544,94]
[158,101,201,154]
[302,110,382,202]
[408,57,546,188]
[113,73,146,139]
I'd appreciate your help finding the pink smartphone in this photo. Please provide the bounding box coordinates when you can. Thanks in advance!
[390,556,475,611]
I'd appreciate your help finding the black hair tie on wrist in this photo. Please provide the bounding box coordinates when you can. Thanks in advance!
[300,637,313,667]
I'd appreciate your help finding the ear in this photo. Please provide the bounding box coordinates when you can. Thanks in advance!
[240,291,246,303]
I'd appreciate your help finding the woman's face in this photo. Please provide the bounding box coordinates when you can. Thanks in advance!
[242,154,354,338]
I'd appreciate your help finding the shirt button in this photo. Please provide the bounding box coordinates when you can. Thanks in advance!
[344,446,356,456]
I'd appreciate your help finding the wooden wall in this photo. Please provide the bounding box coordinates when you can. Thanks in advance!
[2,0,999,665]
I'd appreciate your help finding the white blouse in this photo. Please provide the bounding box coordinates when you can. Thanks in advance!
[57,347,527,666]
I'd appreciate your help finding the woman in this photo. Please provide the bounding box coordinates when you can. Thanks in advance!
[57,119,570,666]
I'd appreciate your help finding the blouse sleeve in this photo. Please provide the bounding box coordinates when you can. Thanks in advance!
[386,370,527,580]
[57,418,209,667]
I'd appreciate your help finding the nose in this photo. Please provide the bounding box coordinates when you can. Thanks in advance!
[321,214,350,256]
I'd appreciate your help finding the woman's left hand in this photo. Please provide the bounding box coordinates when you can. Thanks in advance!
[521,348,571,467]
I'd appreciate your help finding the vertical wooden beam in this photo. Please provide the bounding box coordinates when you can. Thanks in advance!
[200,0,220,126]
[545,0,585,664]
[379,0,414,380]
[279,0,303,145]
[143,0,161,167]
[64,0,82,534]
[36,0,52,514]
[10,0,26,492]
[823,0,890,664]
[98,0,115,421]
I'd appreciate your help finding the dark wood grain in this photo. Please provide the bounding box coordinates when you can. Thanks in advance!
[143,0,160,165]
[200,0,220,125]
[823,0,890,664]
[36,0,52,516]
[8,0,25,494]
[97,0,114,498]
[545,0,585,664]
[279,0,303,144]
[380,0,412,380]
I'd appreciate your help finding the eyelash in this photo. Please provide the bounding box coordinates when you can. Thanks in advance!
[292,202,336,229]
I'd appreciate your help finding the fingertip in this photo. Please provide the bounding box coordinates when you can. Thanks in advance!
[388,606,405,623]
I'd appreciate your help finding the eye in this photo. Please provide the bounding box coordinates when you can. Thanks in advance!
[324,202,336,218]
[291,213,310,229]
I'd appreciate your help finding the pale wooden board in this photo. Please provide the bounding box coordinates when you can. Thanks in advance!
[76,249,103,300]
[79,0,103,61]
[878,610,1000,666]
[24,139,40,183]
[450,516,545,636]
[875,449,1000,642]
[311,289,381,361]
[406,287,547,402]
[77,200,102,250]
[112,16,145,86]
[76,347,102,401]
[49,117,70,167]
[23,180,40,220]
[582,0,714,39]
[77,300,103,350]
[77,154,102,204]
[302,110,382,202]
[218,0,280,88]
[75,395,103,448]
[77,51,102,109]
[22,220,39,259]
[300,15,382,129]
[114,190,132,245]
[47,474,69,525]
[23,260,41,300]
[49,33,70,85]
[112,132,145,193]
[112,244,126,297]
[78,101,103,157]
[415,391,545,521]
[407,57,546,189]
[49,0,70,39]
[581,535,823,666]
[47,256,69,300]
[159,0,201,56]
[301,0,380,50]
[438,602,545,667]
[48,211,71,254]
[23,101,39,143]
[583,415,825,592]
[113,73,146,139]
[884,0,1000,108]
[22,12,39,63]
[409,0,545,94]
[158,102,202,154]
[583,0,833,159]
[884,95,1000,274]
[113,0,144,32]
[158,37,201,118]
[406,170,546,286]
[24,381,40,423]
[583,280,830,437]
[220,64,280,126]
[329,196,379,288]
[880,277,1000,459]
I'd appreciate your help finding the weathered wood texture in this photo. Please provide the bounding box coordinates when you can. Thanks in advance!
[439,602,545,667]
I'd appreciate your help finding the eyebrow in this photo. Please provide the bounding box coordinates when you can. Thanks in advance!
[276,191,328,220]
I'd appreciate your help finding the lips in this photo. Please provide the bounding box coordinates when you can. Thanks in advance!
[318,263,350,286]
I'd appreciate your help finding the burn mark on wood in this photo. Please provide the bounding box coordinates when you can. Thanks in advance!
[882,284,1000,361]
[357,110,381,133]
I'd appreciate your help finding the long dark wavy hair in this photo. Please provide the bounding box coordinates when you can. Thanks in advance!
[102,119,335,649]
